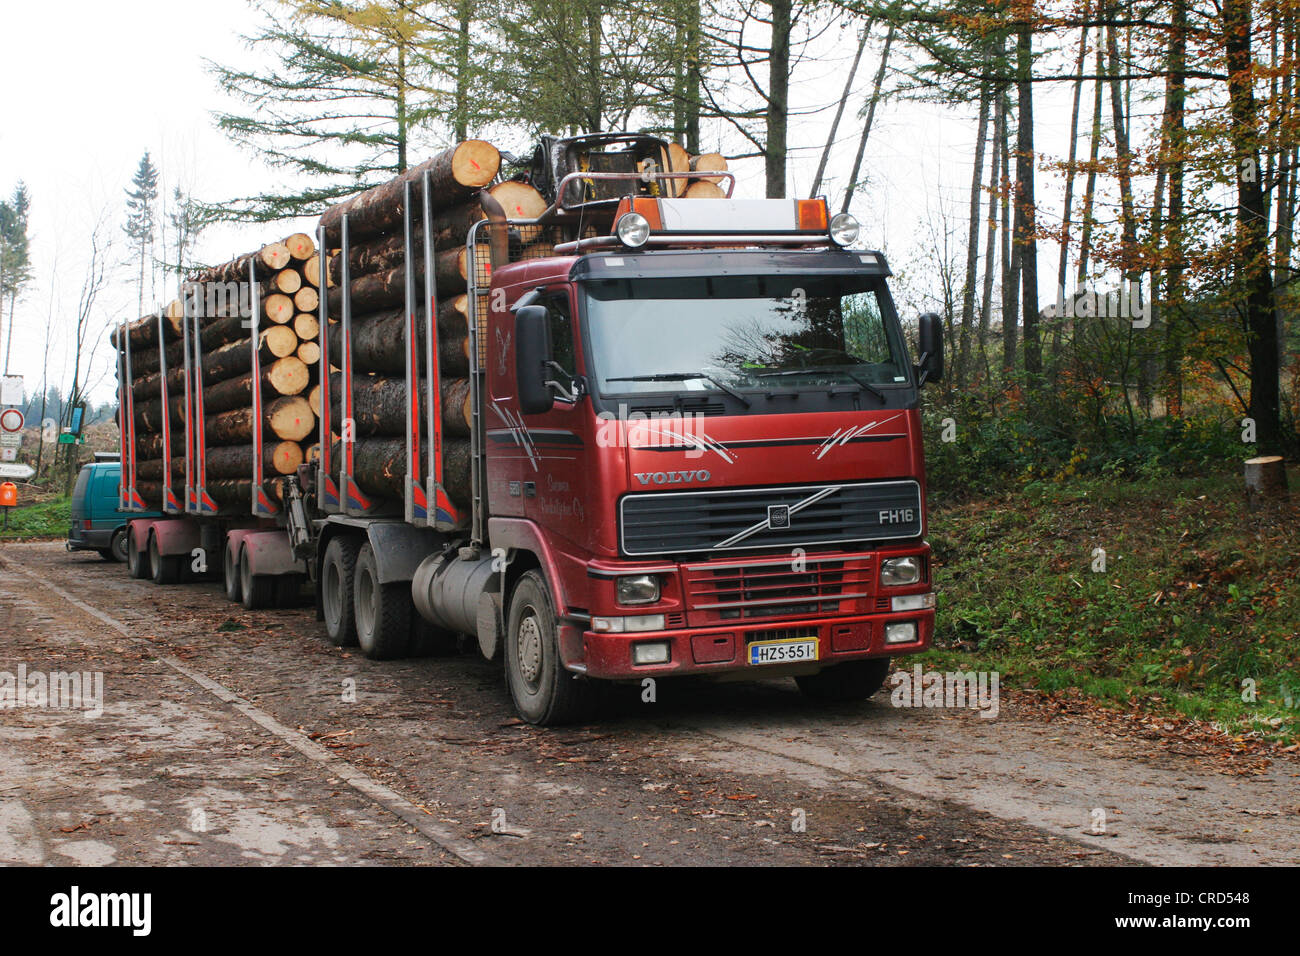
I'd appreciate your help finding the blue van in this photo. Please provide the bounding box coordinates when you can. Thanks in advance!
[67,461,162,561]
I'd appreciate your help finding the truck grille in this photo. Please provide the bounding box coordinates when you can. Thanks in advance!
[683,555,873,623]
[619,480,921,557]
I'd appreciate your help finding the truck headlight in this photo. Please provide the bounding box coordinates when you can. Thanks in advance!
[616,574,660,605]
[592,614,666,633]
[615,213,651,248]
[880,556,922,586]
[829,212,860,247]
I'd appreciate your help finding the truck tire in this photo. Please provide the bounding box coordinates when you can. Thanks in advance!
[240,548,276,610]
[505,570,597,726]
[108,528,129,563]
[223,541,242,603]
[127,532,150,579]
[353,542,411,660]
[275,574,305,607]
[795,657,892,702]
[149,536,183,585]
[321,536,360,647]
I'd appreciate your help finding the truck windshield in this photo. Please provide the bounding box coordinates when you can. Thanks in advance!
[583,274,909,398]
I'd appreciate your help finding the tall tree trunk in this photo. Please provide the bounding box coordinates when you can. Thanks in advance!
[1164,0,1188,418]
[1001,82,1020,374]
[811,21,870,197]
[454,0,472,140]
[1077,32,1105,286]
[957,60,992,388]
[841,23,895,214]
[977,81,1005,376]
[1225,0,1286,457]
[1014,21,1041,376]
[765,0,792,198]
[1054,8,1092,363]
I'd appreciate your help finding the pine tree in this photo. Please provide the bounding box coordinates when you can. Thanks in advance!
[123,152,159,317]
[0,182,32,375]
[209,0,469,221]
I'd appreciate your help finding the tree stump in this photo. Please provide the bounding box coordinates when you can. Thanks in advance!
[1244,456,1288,508]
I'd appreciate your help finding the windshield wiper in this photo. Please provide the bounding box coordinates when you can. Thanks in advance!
[755,367,888,404]
[607,372,752,408]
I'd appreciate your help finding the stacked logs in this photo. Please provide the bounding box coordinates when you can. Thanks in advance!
[663,144,730,198]
[318,140,509,508]
[115,233,322,509]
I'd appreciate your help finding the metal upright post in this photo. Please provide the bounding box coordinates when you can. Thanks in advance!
[156,306,177,513]
[422,168,450,529]
[249,257,274,516]
[403,179,421,524]
[316,224,338,512]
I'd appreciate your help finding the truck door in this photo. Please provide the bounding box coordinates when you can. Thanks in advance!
[522,288,590,551]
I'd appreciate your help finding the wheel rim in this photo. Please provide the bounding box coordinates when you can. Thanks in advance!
[516,610,544,692]
[323,558,342,628]
[113,533,127,561]
[356,566,375,637]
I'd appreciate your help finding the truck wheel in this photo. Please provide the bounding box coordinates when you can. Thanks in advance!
[353,542,411,660]
[240,549,276,610]
[127,532,150,579]
[795,658,892,702]
[108,528,129,563]
[223,541,242,603]
[321,536,360,647]
[275,574,305,608]
[505,570,597,726]
[149,536,182,585]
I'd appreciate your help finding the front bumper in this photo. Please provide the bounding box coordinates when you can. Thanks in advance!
[577,604,933,680]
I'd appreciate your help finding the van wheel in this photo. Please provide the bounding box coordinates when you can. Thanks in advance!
[127,532,150,579]
[354,542,410,660]
[149,536,182,585]
[108,528,129,563]
[795,658,892,702]
[505,570,597,726]
[224,541,242,603]
[240,549,276,610]
[321,536,360,647]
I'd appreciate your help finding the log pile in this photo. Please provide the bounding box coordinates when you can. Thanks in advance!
[319,140,505,509]
[116,233,322,509]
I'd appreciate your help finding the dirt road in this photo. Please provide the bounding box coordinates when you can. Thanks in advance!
[1,541,1295,866]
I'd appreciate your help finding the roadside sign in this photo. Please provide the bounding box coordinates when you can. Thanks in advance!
[0,447,15,461]
[0,374,21,405]
[0,432,20,448]
[0,463,34,480]
[57,433,77,445]
[0,408,25,432]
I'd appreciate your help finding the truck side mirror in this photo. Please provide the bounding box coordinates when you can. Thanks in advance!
[916,312,944,386]
[515,305,555,415]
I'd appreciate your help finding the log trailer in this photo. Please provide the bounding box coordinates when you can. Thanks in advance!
[115,133,943,725]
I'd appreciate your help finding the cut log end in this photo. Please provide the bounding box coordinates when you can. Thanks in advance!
[453,140,502,188]
[283,232,316,262]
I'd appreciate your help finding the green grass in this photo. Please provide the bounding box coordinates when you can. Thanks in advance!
[920,470,1300,742]
[0,497,70,540]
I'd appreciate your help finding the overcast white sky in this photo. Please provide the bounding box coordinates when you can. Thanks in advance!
[0,1,1091,408]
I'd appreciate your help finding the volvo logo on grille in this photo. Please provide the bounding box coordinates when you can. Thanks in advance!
[767,504,791,529]
[634,470,711,485]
